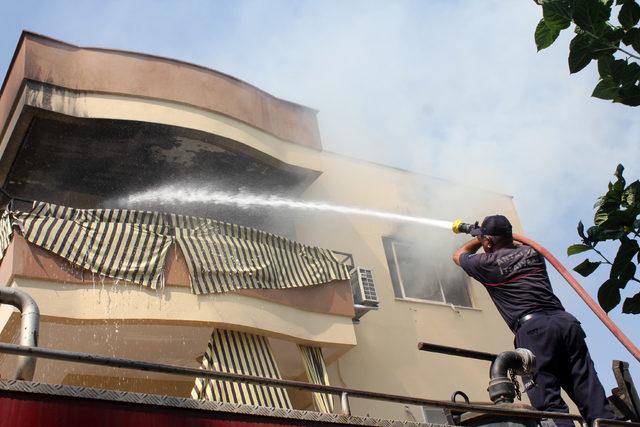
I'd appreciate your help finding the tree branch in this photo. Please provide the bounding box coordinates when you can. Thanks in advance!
[591,246,613,264]
[583,29,640,61]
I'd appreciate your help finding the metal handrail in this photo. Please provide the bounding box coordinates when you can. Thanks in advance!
[0,288,39,380]
[0,342,583,422]
[594,419,640,427]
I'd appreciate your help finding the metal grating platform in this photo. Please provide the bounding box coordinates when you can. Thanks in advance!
[0,379,442,427]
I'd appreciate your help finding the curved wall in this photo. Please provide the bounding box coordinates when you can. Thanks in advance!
[0,32,321,150]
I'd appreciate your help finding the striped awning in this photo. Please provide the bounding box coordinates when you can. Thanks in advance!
[0,211,12,260]
[12,202,173,289]
[173,214,349,294]
[3,201,349,294]
[191,329,292,409]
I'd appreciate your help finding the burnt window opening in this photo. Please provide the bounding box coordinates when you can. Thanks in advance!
[4,114,318,238]
[382,233,472,307]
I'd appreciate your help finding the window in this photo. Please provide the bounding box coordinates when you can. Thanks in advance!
[382,235,472,307]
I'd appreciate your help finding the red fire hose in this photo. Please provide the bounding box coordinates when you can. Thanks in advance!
[513,233,640,362]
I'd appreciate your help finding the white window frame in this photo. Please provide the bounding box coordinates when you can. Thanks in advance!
[387,238,472,307]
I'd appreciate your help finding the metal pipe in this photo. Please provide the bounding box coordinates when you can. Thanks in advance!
[488,349,535,404]
[0,288,39,380]
[340,392,351,416]
[418,342,498,361]
[0,342,583,422]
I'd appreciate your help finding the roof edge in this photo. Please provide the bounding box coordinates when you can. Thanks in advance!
[0,30,320,115]
[11,30,318,114]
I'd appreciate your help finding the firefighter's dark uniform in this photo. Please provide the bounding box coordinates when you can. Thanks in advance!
[459,240,613,427]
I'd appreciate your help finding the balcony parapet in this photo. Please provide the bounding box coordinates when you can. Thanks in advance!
[0,201,357,346]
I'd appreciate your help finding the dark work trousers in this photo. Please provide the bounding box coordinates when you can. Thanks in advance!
[514,311,614,427]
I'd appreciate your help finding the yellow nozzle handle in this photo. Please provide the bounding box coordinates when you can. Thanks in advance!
[452,219,479,235]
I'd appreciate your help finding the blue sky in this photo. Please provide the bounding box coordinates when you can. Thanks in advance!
[0,1,638,392]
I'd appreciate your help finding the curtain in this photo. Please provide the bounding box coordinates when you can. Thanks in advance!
[191,329,292,409]
[298,345,334,413]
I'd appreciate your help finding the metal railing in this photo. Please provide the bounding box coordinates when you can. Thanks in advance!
[0,288,39,380]
[594,419,640,427]
[0,342,586,423]
[332,250,355,270]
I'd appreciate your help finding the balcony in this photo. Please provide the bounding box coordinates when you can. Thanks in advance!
[0,204,357,407]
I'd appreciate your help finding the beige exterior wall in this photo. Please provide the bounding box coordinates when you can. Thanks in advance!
[0,82,526,422]
[8,277,356,347]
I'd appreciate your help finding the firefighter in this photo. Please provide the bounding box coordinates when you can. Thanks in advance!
[452,215,613,427]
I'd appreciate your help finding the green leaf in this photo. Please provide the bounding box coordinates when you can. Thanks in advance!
[585,224,625,242]
[622,180,640,207]
[598,54,615,77]
[587,225,601,242]
[601,228,627,240]
[536,19,562,50]
[609,59,636,84]
[614,168,626,192]
[595,208,611,225]
[611,239,640,277]
[569,33,595,73]
[578,221,587,240]
[622,293,640,314]
[601,209,636,228]
[619,84,640,106]
[618,62,640,86]
[543,0,573,30]
[567,243,592,256]
[592,76,621,99]
[617,261,636,283]
[573,0,612,33]
[574,259,602,276]
[594,165,626,223]
[568,244,592,255]
[619,0,640,29]
[622,27,640,52]
[598,278,622,312]
[602,26,625,44]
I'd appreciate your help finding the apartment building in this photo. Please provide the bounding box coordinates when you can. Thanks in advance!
[0,32,521,425]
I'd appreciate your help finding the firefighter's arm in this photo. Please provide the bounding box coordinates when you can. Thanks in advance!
[452,238,482,266]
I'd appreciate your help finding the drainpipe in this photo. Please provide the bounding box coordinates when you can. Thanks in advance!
[0,287,39,380]
[488,348,535,404]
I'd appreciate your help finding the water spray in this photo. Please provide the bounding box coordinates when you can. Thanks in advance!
[127,186,639,361]
[126,186,454,230]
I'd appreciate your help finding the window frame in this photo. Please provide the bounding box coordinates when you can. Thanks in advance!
[382,236,473,308]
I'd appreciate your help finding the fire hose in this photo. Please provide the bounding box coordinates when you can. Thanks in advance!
[452,220,640,362]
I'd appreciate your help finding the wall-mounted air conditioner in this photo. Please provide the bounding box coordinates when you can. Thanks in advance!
[350,267,379,322]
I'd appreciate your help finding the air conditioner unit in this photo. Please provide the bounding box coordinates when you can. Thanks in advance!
[350,267,379,322]
[350,267,378,307]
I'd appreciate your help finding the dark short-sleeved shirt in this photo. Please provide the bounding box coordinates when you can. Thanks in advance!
[459,244,564,331]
